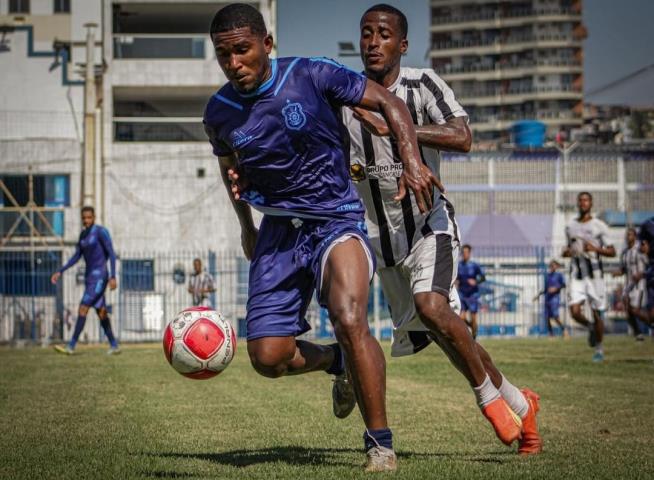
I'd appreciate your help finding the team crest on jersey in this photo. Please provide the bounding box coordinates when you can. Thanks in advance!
[282,100,306,130]
[350,163,366,182]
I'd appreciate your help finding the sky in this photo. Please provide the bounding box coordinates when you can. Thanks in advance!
[276,0,654,94]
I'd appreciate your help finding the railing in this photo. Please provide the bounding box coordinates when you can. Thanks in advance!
[113,117,205,142]
[460,84,582,99]
[469,110,582,124]
[431,33,578,51]
[113,34,206,59]
[432,7,580,25]
[439,59,582,75]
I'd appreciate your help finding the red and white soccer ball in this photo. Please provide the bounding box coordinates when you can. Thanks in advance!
[163,307,236,379]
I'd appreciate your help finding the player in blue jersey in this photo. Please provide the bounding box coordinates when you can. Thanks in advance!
[639,216,654,325]
[202,4,440,472]
[533,259,567,337]
[457,244,485,338]
[51,206,120,355]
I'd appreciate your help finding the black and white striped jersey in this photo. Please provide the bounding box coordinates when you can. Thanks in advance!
[621,243,648,288]
[565,216,612,279]
[342,67,467,267]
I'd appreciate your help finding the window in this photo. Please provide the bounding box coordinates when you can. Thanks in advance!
[9,0,30,14]
[0,251,61,296]
[53,0,70,13]
[0,175,70,238]
[121,259,155,291]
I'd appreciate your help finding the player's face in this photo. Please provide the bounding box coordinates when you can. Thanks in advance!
[626,229,636,245]
[81,211,94,228]
[577,194,592,215]
[359,11,407,78]
[462,248,471,262]
[193,260,202,273]
[212,27,274,94]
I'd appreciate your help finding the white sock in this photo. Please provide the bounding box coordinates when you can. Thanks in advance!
[498,374,529,418]
[473,374,501,409]
[595,342,603,353]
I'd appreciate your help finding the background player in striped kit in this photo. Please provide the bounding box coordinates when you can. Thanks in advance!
[562,192,616,362]
[533,259,567,338]
[51,206,120,355]
[342,4,541,455]
[613,227,649,340]
[188,258,216,307]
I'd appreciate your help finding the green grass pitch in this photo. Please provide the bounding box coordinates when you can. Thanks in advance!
[1,337,653,479]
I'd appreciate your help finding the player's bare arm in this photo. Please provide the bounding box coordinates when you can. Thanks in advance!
[356,80,443,212]
[218,153,258,260]
[584,242,615,257]
[353,108,471,153]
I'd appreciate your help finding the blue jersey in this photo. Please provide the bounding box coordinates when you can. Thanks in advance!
[457,260,484,297]
[203,57,367,221]
[639,217,654,264]
[59,224,116,278]
[545,271,565,302]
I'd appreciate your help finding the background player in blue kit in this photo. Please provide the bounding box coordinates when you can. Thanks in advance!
[457,244,485,338]
[534,259,567,337]
[51,206,120,355]
[638,216,654,326]
[203,4,439,472]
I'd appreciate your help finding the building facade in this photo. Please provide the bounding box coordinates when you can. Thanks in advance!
[430,0,586,142]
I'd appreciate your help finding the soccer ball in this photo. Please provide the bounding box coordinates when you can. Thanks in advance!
[163,307,236,379]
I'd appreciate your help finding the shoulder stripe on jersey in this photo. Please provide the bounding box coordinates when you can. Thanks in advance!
[214,94,243,111]
[236,59,278,98]
[361,125,395,267]
[274,57,302,96]
[401,78,421,89]
[309,56,362,76]
[420,73,453,119]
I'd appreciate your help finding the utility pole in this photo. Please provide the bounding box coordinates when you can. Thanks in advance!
[82,23,98,208]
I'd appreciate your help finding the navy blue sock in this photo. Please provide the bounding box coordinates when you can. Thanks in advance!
[364,428,393,451]
[325,343,344,375]
[69,315,87,349]
[100,317,118,348]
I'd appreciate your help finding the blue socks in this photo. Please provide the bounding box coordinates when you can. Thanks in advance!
[364,428,393,451]
[326,343,345,376]
[100,318,118,349]
[68,314,87,349]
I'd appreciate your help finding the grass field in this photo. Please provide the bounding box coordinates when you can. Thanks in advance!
[1,337,653,479]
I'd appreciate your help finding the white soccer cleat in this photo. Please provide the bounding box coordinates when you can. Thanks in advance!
[332,372,357,419]
[107,347,122,355]
[365,446,397,473]
[54,345,74,355]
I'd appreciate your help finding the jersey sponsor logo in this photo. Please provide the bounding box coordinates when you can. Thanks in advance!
[230,129,255,149]
[281,100,306,130]
[366,163,403,179]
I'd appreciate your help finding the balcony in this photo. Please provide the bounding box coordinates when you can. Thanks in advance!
[429,34,581,57]
[431,7,582,32]
[113,34,206,59]
[458,84,583,106]
[468,110,583,132]
[438,59,582,81]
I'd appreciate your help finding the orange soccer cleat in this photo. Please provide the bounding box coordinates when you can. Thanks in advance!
[482,397,523,446]
[518,388,543,455]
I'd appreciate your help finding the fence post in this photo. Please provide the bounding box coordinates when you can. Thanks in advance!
[536,246,547,336]
[208,250,217,310]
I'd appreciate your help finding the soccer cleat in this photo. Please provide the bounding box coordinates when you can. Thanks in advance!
[107,347,122,355]
[636,334,645,342]
[592,350,604,363]
[482,397,523,446]
[332,372,357,419]
[54,345,74,355]
[518,388,543,455]
[364,446,397,473]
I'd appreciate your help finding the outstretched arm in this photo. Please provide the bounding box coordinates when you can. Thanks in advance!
[356,81,444,213]
[51,243,81,284]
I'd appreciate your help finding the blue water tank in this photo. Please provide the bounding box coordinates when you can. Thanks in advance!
[511,120,546,148]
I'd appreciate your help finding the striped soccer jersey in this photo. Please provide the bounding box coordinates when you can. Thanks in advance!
[565,216,612,279]
[621,243,648,290]
[342,67,468,267]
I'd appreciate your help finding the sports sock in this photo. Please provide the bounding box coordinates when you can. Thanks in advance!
[100,317,118,348]
[325,342,344,375]
[68,314,87,349]
[595,342,603,353]
[473,374,502,408]
[364,428,393,451]
[498,374,529,418]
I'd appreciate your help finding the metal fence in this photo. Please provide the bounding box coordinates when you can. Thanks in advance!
[0,246,638,347]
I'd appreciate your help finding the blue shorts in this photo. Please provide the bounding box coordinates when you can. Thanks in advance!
[647,271,654,310]
[544,299,561,320]
[81,273,108,309]
[460,294,479,314]
[246,215,374,341]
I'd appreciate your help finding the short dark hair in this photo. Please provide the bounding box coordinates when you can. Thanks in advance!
[578,191,593,201]
[462,244,472,251]
[361,4,408,39]
[81,206,95,215]
[210,3,267,37]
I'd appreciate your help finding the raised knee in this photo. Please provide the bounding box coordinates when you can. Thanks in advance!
[332,307,369,347]
[247,345,291,379]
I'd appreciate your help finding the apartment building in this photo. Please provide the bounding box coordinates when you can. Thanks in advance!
[430,0,586,141]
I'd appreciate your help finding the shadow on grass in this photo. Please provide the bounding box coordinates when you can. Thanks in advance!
[139,446,512,469]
